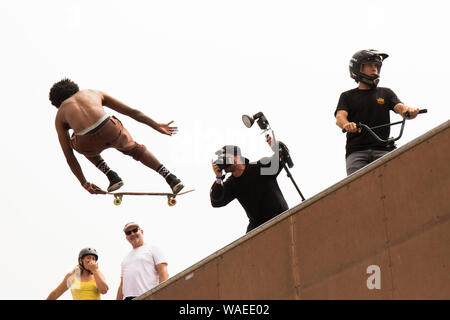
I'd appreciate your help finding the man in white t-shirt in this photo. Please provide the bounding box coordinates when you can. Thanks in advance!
[116,222,169,300]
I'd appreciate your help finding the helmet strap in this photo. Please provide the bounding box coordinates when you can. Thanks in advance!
[360,75,379,88]
[79,260,93,275]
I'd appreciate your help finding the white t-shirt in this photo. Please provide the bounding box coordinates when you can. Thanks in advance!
[121,244,167,298]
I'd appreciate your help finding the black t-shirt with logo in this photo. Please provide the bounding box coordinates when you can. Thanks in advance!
[335,87,402,158]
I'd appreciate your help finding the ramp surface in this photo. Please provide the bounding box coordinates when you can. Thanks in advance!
[138,120,450,300]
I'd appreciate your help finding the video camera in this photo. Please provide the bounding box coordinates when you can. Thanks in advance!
[278,141,294,169]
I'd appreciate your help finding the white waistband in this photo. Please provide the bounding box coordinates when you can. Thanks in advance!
[76,114,110,136]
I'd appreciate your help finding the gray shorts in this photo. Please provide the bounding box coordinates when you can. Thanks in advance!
[346,149,390,176]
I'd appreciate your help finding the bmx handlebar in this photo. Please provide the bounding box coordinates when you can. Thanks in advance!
[341,108,427,133]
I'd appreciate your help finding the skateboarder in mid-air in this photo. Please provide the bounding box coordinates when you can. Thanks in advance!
[50,78,184,194]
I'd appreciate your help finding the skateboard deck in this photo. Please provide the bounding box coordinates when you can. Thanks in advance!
[107,189,194,206]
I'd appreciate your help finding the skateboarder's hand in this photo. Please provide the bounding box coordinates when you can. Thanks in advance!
[83,182,106,194]
[158,121,178,136]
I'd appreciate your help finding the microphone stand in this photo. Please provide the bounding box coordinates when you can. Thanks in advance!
[265,128,306,202]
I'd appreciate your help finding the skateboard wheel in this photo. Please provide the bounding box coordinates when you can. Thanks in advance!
[114,198,122,206]
[168,198,177,206]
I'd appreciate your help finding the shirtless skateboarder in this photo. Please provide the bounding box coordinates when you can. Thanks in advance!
[50,78,184,194]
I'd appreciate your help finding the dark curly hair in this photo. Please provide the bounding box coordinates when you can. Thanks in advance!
[49,78,79,108]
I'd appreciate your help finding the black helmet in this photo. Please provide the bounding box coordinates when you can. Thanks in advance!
[78,247,99,262]
[349,49,388,87]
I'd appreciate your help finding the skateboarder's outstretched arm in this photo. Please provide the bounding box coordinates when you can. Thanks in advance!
[98,91,178,136]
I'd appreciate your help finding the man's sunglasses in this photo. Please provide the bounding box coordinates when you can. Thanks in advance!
[124,227,140,236]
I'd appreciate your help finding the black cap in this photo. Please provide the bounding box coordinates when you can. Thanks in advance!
[216,145,242,157]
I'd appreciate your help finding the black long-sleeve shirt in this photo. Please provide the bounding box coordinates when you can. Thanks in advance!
[210,148,289,233]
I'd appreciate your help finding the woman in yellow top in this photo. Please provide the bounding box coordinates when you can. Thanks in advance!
[47,248,109,300]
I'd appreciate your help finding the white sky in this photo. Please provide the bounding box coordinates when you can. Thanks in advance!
[0,0,448,300]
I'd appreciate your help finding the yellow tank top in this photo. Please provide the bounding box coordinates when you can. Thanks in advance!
[70,277,101,300]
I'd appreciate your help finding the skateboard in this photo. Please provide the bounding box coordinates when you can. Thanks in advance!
[107,189,195,206]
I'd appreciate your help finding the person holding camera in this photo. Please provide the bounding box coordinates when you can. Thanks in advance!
[335,49,420,175]
[210,136,289,233]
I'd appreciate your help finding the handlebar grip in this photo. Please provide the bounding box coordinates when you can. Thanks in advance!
[342,123,361,133]
[406,108,428,118]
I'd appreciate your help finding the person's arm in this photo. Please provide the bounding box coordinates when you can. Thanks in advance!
[55,117,105,194]
[116,277,124,300]
[259,135,285,176]
[99,91,178,136]
[335,92,360,133]
[84,260,109,294]
[210,161,236,207]
[393,103,419,119]
[335,110,359,133]
[46,272,72,300]
[156,263,169,284]
[92,270,109,294]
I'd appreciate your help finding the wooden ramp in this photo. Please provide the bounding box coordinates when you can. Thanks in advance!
[138,120,450,300]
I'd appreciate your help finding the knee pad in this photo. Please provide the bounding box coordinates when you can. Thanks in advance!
[122,143,147,161]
